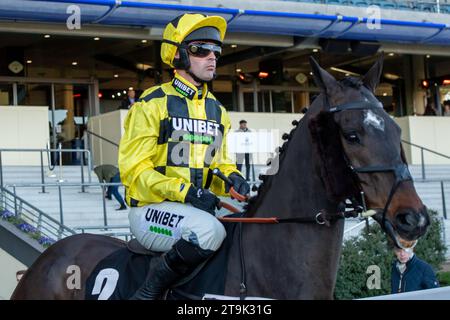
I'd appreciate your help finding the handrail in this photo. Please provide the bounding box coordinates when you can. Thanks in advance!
[0,147,92,192]
[401,139,450,180]
[0,186,76,241]
[86,130,119,147]
[5,181,125,228]
[401,139,450,160]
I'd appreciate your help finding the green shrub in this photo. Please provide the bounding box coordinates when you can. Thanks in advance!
[334,210,447,299]
[437,272,450,286]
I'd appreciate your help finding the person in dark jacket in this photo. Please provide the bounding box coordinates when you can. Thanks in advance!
[118,89,136,110]
[391,246,439,294]
[94,164,127,210]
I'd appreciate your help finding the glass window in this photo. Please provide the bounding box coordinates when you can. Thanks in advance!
[259,91,271,112]
[0,84,13,105]
[16,83,51,106]
[272,91,291,113]
[243,92,254,112]
[213,92,233,111]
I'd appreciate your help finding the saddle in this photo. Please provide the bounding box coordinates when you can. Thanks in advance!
[126,239,158,256]
[85,215,240,300]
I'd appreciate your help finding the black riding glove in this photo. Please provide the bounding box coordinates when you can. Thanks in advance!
[185,185,220,215]
[225,173,250,197]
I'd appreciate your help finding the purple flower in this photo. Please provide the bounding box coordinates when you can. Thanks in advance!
[0,210,15,220]
[16,222,37,233]
[38,236,55,246]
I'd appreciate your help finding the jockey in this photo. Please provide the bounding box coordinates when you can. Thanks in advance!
[118,13,250,300]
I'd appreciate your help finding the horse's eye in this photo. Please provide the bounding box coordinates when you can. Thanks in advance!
[344,132,360,144]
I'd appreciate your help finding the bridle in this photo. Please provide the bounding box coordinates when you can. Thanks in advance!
[328,87,413,229]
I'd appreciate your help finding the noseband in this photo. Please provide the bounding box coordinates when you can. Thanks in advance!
[328,87,413,227]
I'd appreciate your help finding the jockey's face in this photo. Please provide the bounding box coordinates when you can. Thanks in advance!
[174,41,220,85]
[187,41,219,83]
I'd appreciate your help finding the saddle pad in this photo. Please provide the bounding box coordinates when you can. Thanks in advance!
[85,248,153,300]
[85,213,241,300]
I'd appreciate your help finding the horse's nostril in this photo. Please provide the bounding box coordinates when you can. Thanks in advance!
[396,212,411,226]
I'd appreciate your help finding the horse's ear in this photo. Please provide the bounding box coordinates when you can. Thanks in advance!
[400,143,408,164]
[309,112,359,202]
[309,56,340,98]
[362,55,384,93]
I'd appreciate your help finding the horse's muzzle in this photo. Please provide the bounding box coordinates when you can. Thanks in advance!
[393,207,430,241]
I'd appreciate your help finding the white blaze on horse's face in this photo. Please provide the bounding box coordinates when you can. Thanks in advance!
[363,110,385,132]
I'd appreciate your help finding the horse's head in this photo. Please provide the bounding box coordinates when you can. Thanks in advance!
[308,56,429,249]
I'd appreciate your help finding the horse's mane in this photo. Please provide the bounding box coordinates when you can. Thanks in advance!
[244,77,363,216]
[244,116,302,216]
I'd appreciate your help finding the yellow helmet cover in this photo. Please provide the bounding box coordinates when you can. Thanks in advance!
[161,13,227,68]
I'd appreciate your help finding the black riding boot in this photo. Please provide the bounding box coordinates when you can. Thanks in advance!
[130,239,214,300]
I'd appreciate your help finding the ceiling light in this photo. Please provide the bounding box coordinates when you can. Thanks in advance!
[330,67,360,77]
[44,34,51,38]
[426,55,431,58]
[388,52,395,56]
[112,95,115,98]
[117,92,121,97]
[141,39,148,43]
[312,48,319,53]
[236,68,242,73]
[258,71,269,79]
[94,37,100,41]
[231,44,237,48]
[129,87,134,90]
[383,92,387,96]
[72,61,78,66]
[26,60,32,64]
[136,63,152,71]
[114,74,119,78]
[384,73,400,80]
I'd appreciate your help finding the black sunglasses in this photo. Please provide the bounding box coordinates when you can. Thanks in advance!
[186,43,222,59]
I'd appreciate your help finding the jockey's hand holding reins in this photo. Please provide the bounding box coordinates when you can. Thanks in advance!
[212,168,248,213]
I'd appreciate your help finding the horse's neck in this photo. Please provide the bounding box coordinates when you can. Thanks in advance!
[253,120,330,217]
[225,119,344,299]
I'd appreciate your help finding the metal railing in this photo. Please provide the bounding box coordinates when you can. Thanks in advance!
[283,0,447,14]
[0,186,76,241]
[86,129,119,147]
[5,182,124,228]
[401,139,450,180]
[74,225,133,241]
[0,147,92,192]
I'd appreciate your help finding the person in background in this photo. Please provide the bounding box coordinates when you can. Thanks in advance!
[444,101,450,116]
[119,89,136,110]
[391,245,439,294]
[423,103,437,116]
[235,119,251,181]
[94,164,127,210]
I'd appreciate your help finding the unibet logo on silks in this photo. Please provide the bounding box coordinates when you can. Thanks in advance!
[171,117,222,145]
[173,78,196,99]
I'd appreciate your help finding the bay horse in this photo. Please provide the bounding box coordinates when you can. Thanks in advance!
[11,56,429,300]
